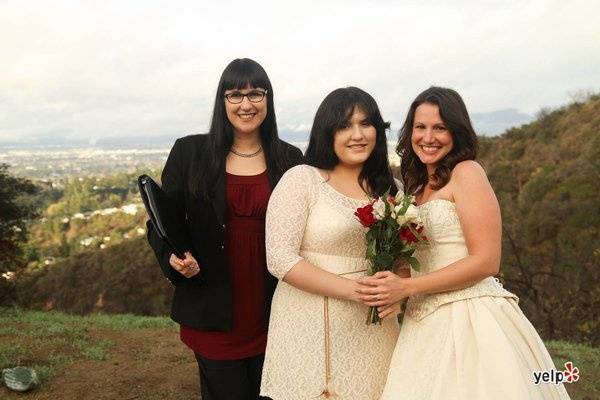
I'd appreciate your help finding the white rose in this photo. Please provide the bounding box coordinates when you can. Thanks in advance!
[394,191,405,204]
[403,204,420,224]
[373,198,386,220]
[393,204,403,221]
[395,213,406,226]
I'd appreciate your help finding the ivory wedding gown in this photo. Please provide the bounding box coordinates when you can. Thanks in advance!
[380,199,571,400]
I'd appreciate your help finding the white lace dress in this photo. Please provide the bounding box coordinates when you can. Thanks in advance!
[260,165,399,400]
[380,199,571,400]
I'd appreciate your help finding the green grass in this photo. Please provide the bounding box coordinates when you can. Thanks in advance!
[0,344,24,369]
[0,307,598,399]
[80,312,177,330]
[0,307,177,382]
[0,307,177,330]
[79,339,114,361]
[547,340,600,397]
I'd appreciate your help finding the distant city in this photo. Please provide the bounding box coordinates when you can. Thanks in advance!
[0,141,405,181]
[0,147,171,180]
[0,106,535,181]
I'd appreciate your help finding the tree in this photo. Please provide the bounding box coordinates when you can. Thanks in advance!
[0,163,39,304]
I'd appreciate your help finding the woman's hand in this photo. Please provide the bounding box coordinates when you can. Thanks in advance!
[376,301,405,320]
[169,252,201,278]
[356,271,413,307]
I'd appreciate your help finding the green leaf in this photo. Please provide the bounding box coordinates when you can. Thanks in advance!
[408,257,421,272]
[366,239,376,260]
[369,239,377,258]
[385,225,394,241]
[374,252,394,269]
[397,194,410,212]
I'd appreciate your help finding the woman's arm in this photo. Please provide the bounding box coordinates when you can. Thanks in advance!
[357,161,502,307]
[146,138,199,285]
[266,165,361,302]
[283,260,361,301]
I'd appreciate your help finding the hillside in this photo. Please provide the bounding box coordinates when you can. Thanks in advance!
[17,238,172,316]
[478,94,600,345]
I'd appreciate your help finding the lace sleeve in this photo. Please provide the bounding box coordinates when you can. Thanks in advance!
[266,165,314,280]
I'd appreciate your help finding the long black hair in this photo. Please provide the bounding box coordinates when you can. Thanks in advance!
[397,86,478,195]
[191,58,292,199]
[305,87,396,197]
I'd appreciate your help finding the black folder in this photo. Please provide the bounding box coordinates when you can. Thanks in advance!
[138,174,191,259]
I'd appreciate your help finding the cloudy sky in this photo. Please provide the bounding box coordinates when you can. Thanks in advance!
[1,0,599,146]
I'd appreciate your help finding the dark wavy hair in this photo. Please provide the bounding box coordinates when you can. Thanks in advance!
[191,58,292,199]
[396,86,478,195]
[305,87,396,197]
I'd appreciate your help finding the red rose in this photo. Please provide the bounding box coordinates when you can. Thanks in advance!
[400,223,424,243]
[354,203,377,227]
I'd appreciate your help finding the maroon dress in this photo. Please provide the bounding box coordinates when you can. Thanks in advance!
[180,170,271,360]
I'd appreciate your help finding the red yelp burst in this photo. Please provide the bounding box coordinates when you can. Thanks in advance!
[563,362,580,383]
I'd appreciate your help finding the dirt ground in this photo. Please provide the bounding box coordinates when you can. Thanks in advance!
[0,317,595,399]
[0,328,200,400]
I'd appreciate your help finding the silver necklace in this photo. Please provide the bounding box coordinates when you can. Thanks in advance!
[230,145,263,158]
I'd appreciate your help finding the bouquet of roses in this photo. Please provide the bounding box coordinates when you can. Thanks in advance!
[354,190,428,324]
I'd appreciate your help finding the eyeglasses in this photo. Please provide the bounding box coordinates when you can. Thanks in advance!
[224,90,268,104]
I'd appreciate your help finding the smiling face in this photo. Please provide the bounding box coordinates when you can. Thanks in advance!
[333,107,377,168]
[411,102,454,174]
[224,86,268,136]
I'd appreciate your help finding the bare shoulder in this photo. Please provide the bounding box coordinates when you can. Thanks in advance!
[447,160,499,216]
[451,160,487,180]
[448,160,494,200]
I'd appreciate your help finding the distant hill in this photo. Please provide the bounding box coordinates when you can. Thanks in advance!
[0,106,535,151]
[17,238,173,316]
[478,94,600,345]
[0,133,179,150]
[471,108,533,135]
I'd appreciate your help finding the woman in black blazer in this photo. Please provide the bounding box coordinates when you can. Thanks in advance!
[147,58,303,400]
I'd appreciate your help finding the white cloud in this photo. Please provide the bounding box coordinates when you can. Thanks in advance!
[0,0,599,143]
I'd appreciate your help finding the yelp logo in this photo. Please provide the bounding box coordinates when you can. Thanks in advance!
[533,362,579,385]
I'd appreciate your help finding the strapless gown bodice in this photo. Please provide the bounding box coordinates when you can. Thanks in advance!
[406,199,517,321]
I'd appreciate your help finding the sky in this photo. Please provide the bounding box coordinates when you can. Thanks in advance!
[1,0,599,146]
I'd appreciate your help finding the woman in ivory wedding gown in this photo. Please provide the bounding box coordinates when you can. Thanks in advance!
[260,87,404,400]
[357,87,571,400]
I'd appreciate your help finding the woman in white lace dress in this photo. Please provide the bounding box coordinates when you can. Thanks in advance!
[260,87,404,400]
[357,86,571,399]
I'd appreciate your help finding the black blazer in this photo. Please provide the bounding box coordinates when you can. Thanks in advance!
[146,134,304,330]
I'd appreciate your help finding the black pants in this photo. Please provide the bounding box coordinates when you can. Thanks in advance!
[194,352,271,400]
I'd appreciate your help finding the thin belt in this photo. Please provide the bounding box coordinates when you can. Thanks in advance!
[317,269,367,399]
